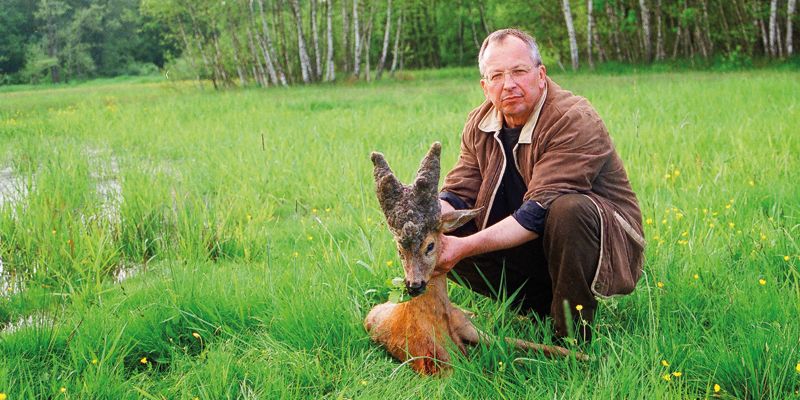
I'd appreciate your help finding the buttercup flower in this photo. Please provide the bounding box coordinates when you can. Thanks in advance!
[714,384,721,392]
[657,282,665,288]
[140,357,148,364]
[661,359,670,367]
[662,373,671,381]
[759,278,766,286]
[575,304,583,311]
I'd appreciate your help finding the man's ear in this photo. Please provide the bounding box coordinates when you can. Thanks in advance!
[439,208,482,233]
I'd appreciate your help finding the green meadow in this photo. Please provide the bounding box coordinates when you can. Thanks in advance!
[1,69,799,399]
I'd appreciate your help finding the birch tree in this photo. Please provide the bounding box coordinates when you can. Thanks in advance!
[769,0,778,57]
[310,0,322,80]
[587,0,594,69]
[390,10,402,75]
[788,0,796,56]
[639,0,652,61]
[353,0,361,77]
[289,0,312,83]
[562,0,579,70]
[324,0,335,81]
[376,0,392,79]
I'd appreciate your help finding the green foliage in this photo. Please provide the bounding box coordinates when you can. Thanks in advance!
[0,69,799,398]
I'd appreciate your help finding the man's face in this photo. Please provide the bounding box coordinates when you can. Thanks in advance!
[480,37,547,128]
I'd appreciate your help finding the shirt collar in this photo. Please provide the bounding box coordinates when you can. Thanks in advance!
[477,80,548,144]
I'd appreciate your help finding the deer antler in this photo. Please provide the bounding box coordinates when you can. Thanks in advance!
[371,151,404,217]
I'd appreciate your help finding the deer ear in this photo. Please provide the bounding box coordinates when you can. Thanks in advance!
[439,208,482,233]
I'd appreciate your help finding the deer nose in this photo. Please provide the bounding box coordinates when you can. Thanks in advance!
[405,280,427,297]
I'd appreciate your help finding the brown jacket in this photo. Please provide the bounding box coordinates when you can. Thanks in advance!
[441,77,645,298]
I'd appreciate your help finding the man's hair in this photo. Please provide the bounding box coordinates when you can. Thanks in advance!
[478,28,543,76]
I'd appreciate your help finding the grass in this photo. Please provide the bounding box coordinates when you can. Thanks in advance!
[0,68,799,399]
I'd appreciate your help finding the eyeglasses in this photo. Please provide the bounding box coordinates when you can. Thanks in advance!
[484,66,535,86]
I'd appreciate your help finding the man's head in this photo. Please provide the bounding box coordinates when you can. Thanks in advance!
[478,29,547,128]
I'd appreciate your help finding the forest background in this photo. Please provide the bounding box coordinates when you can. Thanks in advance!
[1,0,799,87]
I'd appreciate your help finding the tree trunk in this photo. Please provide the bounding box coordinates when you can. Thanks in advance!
[390,10,403,75]
[289,0,313,83]
[376,0,393,79]
[655,0,664,60]
[246,26,268,87]
[230,29,248,86]
[255,0,285,86]
[211,30,230,85]
[325,0,335,81]
[457,0,464,64]
[478,2,491,35]
[342,0,350,72]
[310,0,322,80]
[789,0,797,56]
[769,0,778,57]
[562,0,579,70]
[639,0,652,61]
[606,0,623,61]
[353,0,362,77]
[275,0,293,83]
[587,0,594,69]
[364,5,374,81]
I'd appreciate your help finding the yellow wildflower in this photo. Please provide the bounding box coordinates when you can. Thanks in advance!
[693,274,699,280]
[714,384,721,393]
[681,231,688,237]
[92,358,98,365]
[292,252,299,258]
[360,380,369,386]
[729,222,735,229]
[312,208,318,214]
[662,373,671,381]
[709,223,715,228]
[60,387,66,393]
[673,169,681,177]
[664,174,672,180]
[575,304,583,311]
[672,371,682,377]
[1,393,7,400]
[725,204,731,209]
[325,207,331,212]
[760,234,767,241]
[386,260,393,267]
[52,229,57,235]
[140,357,148,364]
[795,362,800,373]
[748,180,755,186]
[646,218,653,225]
[784,255,791,262]
[661,219,667,225]
[759,278,766,286]
[675,212,684,220]
[307,235,313,241]
[192,332,201,339]
[657,282,664,288]
[661,359,670,367]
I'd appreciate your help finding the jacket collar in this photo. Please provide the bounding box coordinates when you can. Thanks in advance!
[477,80,548,144]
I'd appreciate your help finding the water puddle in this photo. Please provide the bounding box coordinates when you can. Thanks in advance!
[85,148,122,227]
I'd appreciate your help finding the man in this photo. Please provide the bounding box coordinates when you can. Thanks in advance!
[435,28,644,341]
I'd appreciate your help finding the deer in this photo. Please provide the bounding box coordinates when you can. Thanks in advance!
[364,142,588,375]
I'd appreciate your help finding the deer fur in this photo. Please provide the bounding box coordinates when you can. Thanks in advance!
[365,142,587,375]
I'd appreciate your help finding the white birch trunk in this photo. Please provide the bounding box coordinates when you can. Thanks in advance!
[353,0,362,77]
[325,0,335,81]
[390,11,403,75]
[254,0,285,86]
[789,0,797,56]
[769,0,778,57]
[562,0,579,70]
[364,6,374,81]
[341,0,350,72]
[639,0,652,61]
[311,0,322,80]
[655,0,664,60]
[376,0,393,80]
[289,0,313,83]
[587,0,594,69]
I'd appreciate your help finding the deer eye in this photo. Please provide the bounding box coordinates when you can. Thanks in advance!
[425,242,435,255]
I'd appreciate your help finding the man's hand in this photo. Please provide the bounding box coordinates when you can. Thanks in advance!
[434,234,470,276]
[434,215,540,277]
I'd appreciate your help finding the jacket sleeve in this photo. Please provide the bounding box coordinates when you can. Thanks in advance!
[523,106,613,210]
[439,110,483,210]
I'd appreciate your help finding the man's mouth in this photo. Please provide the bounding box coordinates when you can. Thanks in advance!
[502,95,522,101]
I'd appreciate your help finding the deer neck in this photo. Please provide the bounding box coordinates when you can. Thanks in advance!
[407,273,451,310]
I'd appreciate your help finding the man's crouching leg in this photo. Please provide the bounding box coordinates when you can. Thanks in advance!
[543,194,601,342]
